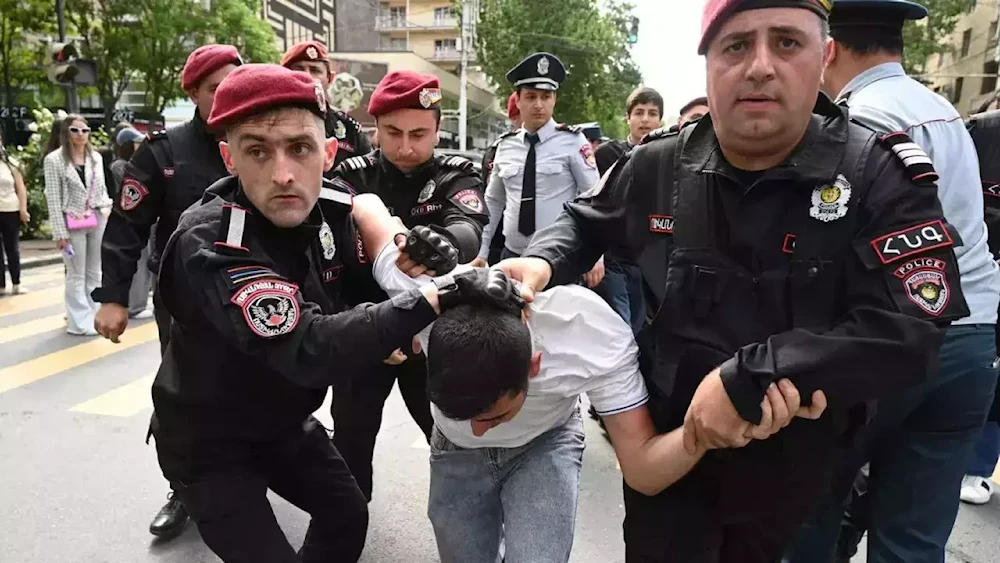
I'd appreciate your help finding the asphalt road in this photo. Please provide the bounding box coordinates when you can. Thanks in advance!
[1,264,998,563]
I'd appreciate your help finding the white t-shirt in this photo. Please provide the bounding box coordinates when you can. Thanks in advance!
[373,243,649,449]
[0,159,21,212]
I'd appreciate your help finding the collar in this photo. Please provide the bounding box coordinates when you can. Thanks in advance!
[378,150,436,182]
[520,119,557,144]
[683,93,848,185]
[836,62,905,103]
[230,181,324,253]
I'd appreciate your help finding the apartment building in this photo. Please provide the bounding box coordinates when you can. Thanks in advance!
[923,1,1000,115]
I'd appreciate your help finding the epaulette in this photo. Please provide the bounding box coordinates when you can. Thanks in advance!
[332,109,362,132]
[439,155,474,171]
[640,126,678,145]
[555,123,582,134]
[878,131,939,185]
[214,203,251,256]
[319,178,354,212]
[337,154,376,173]
[146,129,168,143]
[490,130,517,148]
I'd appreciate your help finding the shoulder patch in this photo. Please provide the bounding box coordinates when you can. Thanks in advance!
[640,127,678,145]
[878,132,939,185]
[146,129,168,143]
[440,155,474,171]
[230,278,301,338]
[555,123,582,134]
[119,177,149,211]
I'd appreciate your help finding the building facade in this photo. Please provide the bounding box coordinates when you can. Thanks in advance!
[923,1,1000,115]
[261,0,337,52]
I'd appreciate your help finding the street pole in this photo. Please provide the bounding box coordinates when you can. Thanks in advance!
[56,0,79,113]
[458,0,471,151]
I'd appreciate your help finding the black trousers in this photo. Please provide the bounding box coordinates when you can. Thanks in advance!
[332,355,433,501]
[0,211,21,287]
[152,283,172,356]
[163,423,368,563]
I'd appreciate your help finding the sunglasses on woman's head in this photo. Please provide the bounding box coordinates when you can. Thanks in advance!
[69,127,91,134]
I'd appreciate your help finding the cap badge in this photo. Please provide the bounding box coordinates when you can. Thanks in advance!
[306,46,319,60]
[314,81,327,113]
[419,88,442,108]
[334,120,347,139]
[537,56,550,76]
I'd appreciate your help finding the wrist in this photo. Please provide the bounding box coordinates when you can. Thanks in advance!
[418,284,441,314]
[719,357,764,425]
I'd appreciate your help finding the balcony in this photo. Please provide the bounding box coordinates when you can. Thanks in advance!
[432,49,475,62]
[375,15,409,31]
[376,14,458,32]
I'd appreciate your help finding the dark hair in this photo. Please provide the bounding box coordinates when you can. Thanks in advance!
[678,97,709,118]
[427,305,532,421]
[626,87,664,118]
[831,26,904,56]
[43,117,65,158]
[116,138,138,161]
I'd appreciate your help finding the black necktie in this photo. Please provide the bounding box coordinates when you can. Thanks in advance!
[519,132,540,236]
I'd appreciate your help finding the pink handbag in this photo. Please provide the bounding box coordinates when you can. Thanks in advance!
[64,161,98,231]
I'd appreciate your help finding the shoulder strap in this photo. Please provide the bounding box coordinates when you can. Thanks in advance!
[439,155,474,171]
[337,154,374,173]
[555,123,582,134]
[319,178,354,213]
[213,203,251,256]
[666,125,707,249]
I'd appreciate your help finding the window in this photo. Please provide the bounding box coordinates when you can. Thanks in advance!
[434,7,455,24]
[435,38,458,56]
[390,37,407,51]
[961,29,972,57]
[955,77,965,103]
[983,60,998,94]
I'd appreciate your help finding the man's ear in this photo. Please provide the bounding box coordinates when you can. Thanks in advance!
[219,141,237,176]
[529,351,542,378]
[825,38,837,67]
[324,136,338,172]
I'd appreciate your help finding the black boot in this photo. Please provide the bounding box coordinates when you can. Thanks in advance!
[149,492,188,540]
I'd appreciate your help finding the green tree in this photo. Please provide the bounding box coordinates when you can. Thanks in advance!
[472,0,642,139]
[902,0,972,75]
[0,0,53,108]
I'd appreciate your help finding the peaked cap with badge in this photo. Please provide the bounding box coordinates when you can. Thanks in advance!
[506,52,567,91]
[698,0,833,54]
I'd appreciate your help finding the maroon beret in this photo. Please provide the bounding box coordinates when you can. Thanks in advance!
[698,0,832,55]
[181,44,242,91]
[507,92,519,120]
[207,64,327,130]
[281,41,330,69]
[368,71,442,117]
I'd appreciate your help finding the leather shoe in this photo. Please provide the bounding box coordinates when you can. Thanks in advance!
[149,492,188,539]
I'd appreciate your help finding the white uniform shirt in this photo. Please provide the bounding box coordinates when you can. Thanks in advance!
[478,119,600,258]
[374,243,648,449]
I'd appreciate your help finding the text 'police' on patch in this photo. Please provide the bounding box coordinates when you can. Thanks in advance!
[649,215,674,234]
[869,220,953,265]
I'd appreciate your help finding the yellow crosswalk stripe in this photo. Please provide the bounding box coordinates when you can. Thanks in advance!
[0,314,66,345]
[0,287,63,317]
[0,322,158,394]
[19,268,66,286]
[70,374,155,417]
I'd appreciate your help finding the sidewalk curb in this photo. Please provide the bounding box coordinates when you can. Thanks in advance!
[22,254,63,270]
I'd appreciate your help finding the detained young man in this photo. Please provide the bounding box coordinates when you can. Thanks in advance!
[350,195,829,563]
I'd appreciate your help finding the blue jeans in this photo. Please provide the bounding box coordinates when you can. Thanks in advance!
[967,421,1000,477]
[427,409,585,563]
[600,259,645,334]
[785,324,999,563]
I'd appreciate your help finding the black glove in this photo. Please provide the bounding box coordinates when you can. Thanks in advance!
[434,267,525,316]
[404,225,459,275]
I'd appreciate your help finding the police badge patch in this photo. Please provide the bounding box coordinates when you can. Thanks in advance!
[334,120,347,139]
[580,144,597,169]
[120,178,149,211]
[231,279,301,338]
[418,180,436,203]
[809,174,852,222]
[319,221,336,260]
[452,189,484,214]
[894,258,950,316]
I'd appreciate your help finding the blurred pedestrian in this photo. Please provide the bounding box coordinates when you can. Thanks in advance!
[110,126,153,320]
[101,122,132,201]
[678,96,709,128]
[42,114,112,336]
[0,131,29,296]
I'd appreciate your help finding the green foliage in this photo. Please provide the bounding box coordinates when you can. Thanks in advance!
[472,0,642,139]
[0,0,54,106]
[903,0,972,75]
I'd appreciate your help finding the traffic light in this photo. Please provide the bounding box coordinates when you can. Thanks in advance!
[627,17,639,45]
[46,41,97,85]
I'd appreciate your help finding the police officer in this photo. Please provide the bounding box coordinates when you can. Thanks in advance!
[473,53,602,286]
[142,62,499,563]
[280,40,372,171]
[784,1,1000,561]
[497,1,969,560]
[92,43,242,540]
[481,92,521,264]
[329,70,488,502]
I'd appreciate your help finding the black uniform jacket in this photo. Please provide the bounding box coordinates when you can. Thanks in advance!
[326,109,372,175]
[150,177,438,469]
[525,98,967,427]
[94,111,229,306]
[332,150,488,303]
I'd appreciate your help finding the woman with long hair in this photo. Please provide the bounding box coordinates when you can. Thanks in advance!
[0,131,30,295]
[42,114,112,335]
